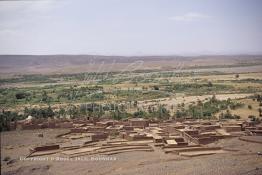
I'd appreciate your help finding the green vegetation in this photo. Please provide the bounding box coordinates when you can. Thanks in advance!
[0,84,170,108]
[24,106,55,119]
[134,105,171,119]
[232,78,262,84]
[1,70,262,132]
[166,83,233,95]
[3,156,11,162]
[259,108,262,117]
[219,110,240,119]
[0,74,57,84]
[0,110,25,131]
[175,96,244,119]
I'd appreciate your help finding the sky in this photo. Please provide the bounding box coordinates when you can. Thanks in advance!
[0,0,262,55]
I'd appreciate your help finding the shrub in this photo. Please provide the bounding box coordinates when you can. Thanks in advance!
[153,86,159,90]
[134,110,148,118]
[248,115,256,120]
[15,92,30,99]
[3,156,11,161]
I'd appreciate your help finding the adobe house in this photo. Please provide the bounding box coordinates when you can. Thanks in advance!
[90,132,108,141]
[129,118,149,128]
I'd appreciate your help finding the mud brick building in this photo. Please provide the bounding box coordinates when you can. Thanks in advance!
[129,118,149,128]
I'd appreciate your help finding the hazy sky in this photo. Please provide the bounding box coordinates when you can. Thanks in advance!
[0,0,262,55]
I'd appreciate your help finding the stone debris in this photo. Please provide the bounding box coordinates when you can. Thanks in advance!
[239,136,262,144]
[23,117,262,158]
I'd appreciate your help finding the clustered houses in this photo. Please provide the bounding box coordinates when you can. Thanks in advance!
[13,116,262,158]
[9,117,262,141]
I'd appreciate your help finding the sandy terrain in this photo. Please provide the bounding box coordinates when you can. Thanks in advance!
[227,99,261,119]
[138,93,253,109]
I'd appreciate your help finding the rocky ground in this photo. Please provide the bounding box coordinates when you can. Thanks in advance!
[1,129,262,175]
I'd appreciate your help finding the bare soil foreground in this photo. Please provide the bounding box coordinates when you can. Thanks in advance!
[1,129,262,175]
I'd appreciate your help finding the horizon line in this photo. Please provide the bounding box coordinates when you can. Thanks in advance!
[1,53,262,57]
